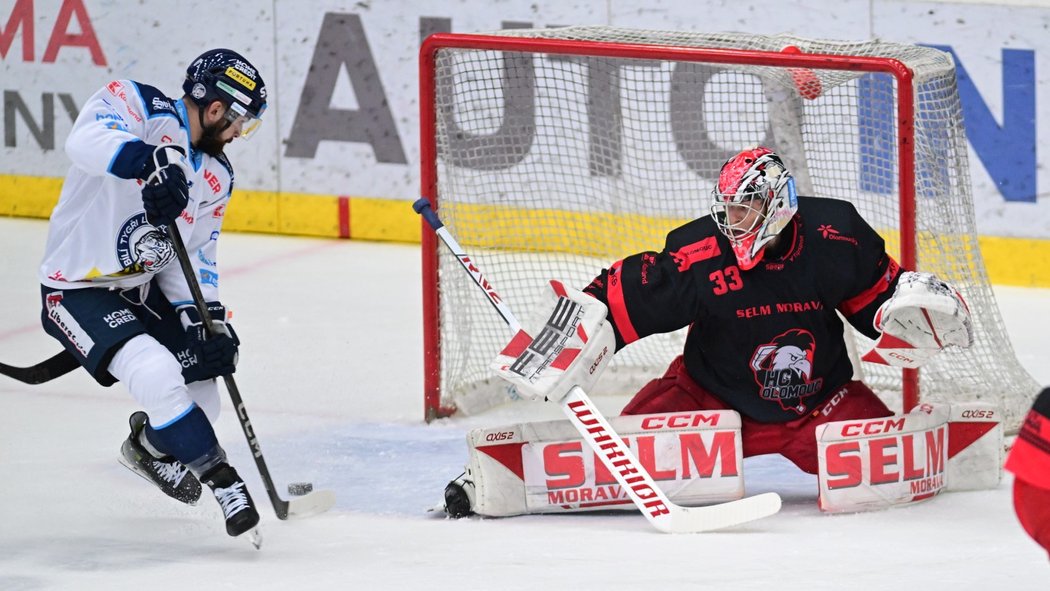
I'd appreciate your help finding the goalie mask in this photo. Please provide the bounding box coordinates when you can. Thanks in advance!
[710,147,798,270]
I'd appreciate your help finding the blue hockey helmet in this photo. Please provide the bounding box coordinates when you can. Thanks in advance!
[183,48,267,138]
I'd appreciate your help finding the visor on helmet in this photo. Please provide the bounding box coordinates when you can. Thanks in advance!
[220,95,265,139]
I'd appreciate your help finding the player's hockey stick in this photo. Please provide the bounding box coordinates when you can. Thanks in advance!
[0,350,79,384]
[414,197,782,533]
[165,223,335,520]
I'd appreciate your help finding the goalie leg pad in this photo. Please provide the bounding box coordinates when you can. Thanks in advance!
[453,410,744,517]
[817,405,951,513]
[944,402,1002,491]
[816,402,1002,512]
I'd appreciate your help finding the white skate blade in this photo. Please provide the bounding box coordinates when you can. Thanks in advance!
[245,527,262,550]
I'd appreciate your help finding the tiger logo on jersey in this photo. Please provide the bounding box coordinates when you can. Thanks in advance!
[115,213,176,276]
[749,328,823,414]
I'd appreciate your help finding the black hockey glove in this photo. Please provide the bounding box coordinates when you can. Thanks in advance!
[140,144,189,227]
[177,302,240,378]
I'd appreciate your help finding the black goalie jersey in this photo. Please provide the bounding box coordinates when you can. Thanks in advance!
[584,196,903,423]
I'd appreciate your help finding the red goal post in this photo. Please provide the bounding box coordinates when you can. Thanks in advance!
[418,26,1037,430]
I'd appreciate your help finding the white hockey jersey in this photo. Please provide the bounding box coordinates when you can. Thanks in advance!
[39,80,233,305]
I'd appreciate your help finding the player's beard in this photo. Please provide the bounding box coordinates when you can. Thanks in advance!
[196,121,231,157]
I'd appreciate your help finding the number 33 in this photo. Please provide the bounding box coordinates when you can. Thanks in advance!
[709,266,743,295]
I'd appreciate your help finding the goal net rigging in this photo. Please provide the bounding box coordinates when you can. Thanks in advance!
[419,25,1038,432]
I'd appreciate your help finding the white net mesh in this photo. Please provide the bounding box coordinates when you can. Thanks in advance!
[423,26,1037,430]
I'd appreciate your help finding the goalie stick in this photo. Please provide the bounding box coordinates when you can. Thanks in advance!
[413,197,782,533]
[166,223,335,520]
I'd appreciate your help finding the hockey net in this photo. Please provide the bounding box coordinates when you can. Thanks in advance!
[419,26,1038,431]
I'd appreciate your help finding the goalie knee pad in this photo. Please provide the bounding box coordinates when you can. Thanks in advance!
[446,410,744,518]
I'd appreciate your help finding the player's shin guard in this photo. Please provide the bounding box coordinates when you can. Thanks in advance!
[144,404,220,467]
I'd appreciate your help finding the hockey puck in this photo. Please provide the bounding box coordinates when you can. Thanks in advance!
[287,482,313,496]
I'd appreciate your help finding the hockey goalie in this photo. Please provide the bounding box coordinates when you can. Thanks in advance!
[442,147,1002,519]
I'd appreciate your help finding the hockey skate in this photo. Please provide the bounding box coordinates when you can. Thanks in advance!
[443,471,476,518]
[119,411,202,505]
[201,463,260,539]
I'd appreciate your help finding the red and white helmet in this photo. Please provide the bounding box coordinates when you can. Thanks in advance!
[710,146,798,270]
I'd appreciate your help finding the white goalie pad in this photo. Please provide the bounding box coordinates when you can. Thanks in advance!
[862,271,973,369]
[816,402,1002,513]
[943,403,1004,491]
[492,280,616,404]
[462,410,745,517]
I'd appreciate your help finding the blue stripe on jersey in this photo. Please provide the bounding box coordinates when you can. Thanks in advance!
[173,100,203,172]
[130,81,180,121]
[108,139,151,179]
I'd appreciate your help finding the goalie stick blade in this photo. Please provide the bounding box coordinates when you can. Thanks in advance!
[562,387,781,534]
[279,489,337,520]
[661,492,782,534]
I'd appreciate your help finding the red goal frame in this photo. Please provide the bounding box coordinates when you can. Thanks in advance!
[418,33,918,422]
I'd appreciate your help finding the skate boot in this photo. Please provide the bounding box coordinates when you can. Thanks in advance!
[201,463,260,538]
[443,471,476,518]
[119,411,202,505]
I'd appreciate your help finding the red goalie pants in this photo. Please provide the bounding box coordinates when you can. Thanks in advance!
[621,355,892,474]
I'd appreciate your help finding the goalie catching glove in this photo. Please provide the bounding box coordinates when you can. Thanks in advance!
[861,271,973,369]
[492,280,616,403]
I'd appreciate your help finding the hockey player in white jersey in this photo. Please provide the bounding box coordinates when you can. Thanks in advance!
[38,49,267,540]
